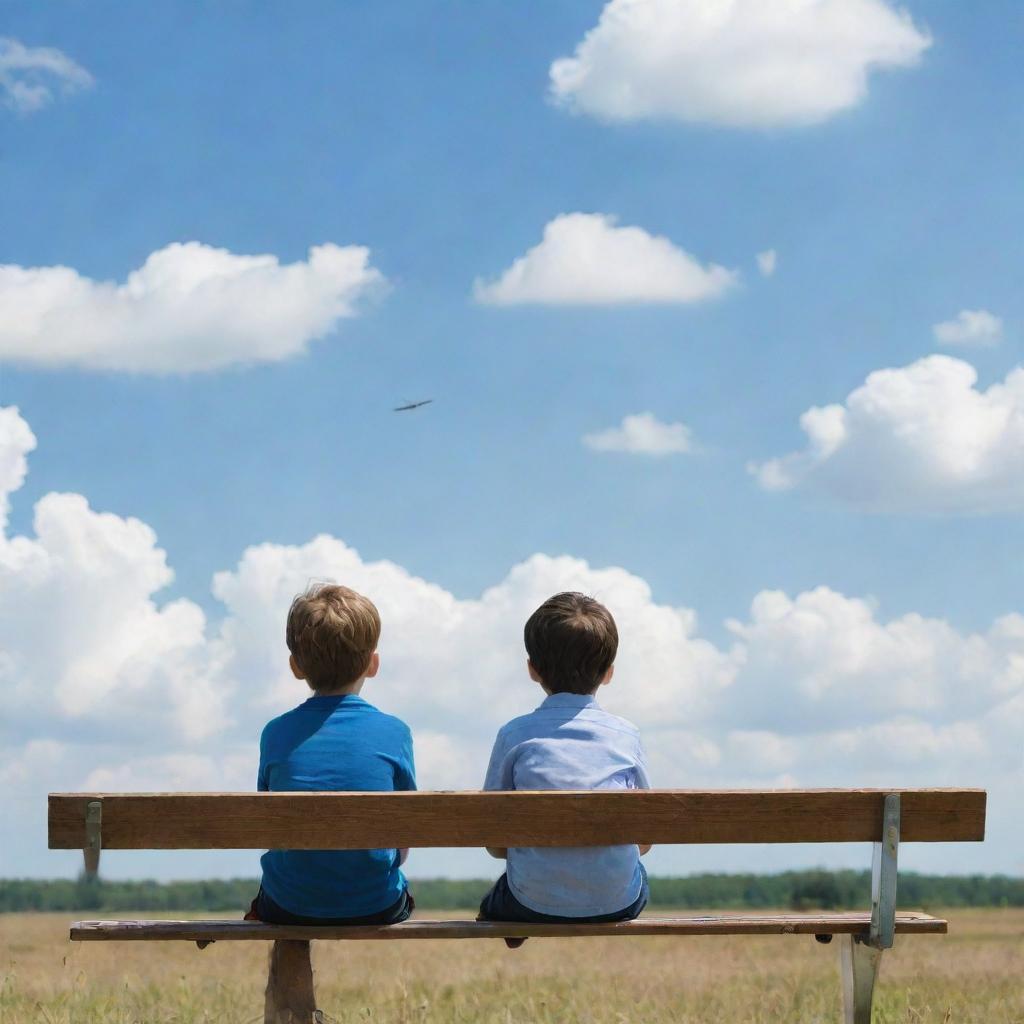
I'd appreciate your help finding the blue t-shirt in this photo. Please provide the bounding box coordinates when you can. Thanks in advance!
[483,692,650,917]
[258,693,416,919]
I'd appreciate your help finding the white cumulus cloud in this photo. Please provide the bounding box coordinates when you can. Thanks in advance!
[0,407,226,743]
[0,241,385,373]
[549,0,930,129]
[0,405,35,529]
[82,752,255,793]
[0,37,93,113]
[933,309,1003,348]
[209,537,736,740]
[751,355,1024,514]
[473,213,736,306]
[2,404,1022,875]
[583,412,696,455]
[724,586,1024,732]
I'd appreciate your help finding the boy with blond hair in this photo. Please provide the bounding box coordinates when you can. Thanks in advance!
[247,583,416,925]
[479,592,651,932]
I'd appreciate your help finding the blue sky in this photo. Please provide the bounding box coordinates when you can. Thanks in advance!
[1,1,1022,881]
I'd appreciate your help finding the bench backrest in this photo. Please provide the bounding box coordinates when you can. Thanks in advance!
[49,788,985,850]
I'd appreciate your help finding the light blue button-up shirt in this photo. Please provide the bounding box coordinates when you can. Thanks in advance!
[483,692,650,917]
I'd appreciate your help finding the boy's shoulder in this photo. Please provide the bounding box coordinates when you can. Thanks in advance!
[493,711,535,744]
[594,706,642,737]
[259,702,303,741]
[496,701,642,745]
[260,697,411,745]
[365,706,413,739]
[576,704,643,743]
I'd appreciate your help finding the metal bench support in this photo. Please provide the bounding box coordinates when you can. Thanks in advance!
[83,800,102,878]
[840,936,882,1024]
[840,792,900,1022]
[869,793,900,949]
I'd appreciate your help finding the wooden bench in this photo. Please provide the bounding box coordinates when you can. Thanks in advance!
[49,788,986,1024]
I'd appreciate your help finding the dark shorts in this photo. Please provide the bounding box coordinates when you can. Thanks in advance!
[247,886,414,926]
[478,865,648,924]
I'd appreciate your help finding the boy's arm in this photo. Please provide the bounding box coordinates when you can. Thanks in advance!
[395,728,416,867]
[483,729,510,859]
[257,727,270,792]
[634,738,652,856]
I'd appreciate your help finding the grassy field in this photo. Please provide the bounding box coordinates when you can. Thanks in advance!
[1,910,1022,1023]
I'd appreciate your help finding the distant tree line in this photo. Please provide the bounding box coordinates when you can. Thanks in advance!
[1,871,1021,913]
[645,871,1024,910]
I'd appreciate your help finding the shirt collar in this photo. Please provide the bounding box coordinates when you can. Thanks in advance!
[303,693,368,708]
[539,692,599,710]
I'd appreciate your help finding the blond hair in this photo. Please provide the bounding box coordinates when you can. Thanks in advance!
[286,583,381,692]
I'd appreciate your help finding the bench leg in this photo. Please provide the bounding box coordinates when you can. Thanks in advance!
[839,936,882,1024]
[265,939,317,1024]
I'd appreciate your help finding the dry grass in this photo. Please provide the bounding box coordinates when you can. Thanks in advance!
[1,909,1022,1023]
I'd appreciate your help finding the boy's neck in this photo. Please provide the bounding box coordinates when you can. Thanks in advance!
[543,688,600,699]
[310,678,366,698]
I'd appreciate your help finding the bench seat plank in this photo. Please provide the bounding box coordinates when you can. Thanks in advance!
[48,789,986,849]
[70,912,947,942]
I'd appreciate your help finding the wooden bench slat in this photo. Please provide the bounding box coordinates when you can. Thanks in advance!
[47,789,986,849]
[69,913,948,942]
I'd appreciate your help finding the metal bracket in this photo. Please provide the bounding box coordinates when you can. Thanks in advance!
[868,792,900,949]
[85,800,102,853]
[83,800,102,878]
[840,934,883,1023]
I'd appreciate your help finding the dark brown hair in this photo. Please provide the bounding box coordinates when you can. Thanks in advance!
[286,583,381,692]
[524,592,618,695]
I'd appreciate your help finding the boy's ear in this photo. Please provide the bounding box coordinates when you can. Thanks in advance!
[364,652,380,679]
[289,654,306,681]
[600,663,615,686]
[527,660,543,684]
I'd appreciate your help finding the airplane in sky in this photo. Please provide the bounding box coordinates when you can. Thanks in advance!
[393,399,433,412]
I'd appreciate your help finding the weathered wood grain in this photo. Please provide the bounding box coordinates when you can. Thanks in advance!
[265,940,315,1024]
[69,913,948,942]
[48,789,986,849]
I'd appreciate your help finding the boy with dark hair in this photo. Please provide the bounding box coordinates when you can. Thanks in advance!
[479,592,651,931]
[247,583,416,925]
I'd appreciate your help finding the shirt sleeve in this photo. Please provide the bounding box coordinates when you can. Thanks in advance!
[257,725,270,792]
[394,727,417,792]
[482,729,513,791]
[632,736,651,790]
